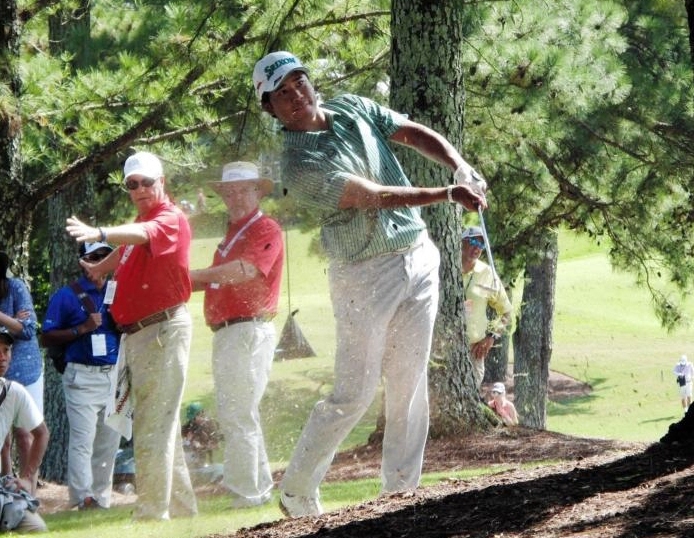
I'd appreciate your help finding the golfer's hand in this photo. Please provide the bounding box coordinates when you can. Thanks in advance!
[454,164,488,192]
[66,215,100,243]
[450,184,488,211]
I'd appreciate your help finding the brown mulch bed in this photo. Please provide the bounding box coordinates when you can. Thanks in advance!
[229,439,694,538]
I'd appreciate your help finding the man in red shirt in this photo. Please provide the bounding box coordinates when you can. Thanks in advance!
[66,151,197,521]
[190,161,283,508]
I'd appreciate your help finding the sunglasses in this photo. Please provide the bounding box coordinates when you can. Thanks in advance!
[81,252,110,263]
[124,177,158,190]
[467,237,485,249]
[491,390,501,395]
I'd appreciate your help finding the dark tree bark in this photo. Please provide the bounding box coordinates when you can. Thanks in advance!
[40,184,93,483]
[390,0,487,436]
[41,1,94,484]
[484,286,514,384]
[0,0,34,275]
[484,333,511,385]
[512,229,558,429]
[685,0,694,65]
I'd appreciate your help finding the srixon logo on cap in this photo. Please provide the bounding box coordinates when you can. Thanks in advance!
[264,56,299,82]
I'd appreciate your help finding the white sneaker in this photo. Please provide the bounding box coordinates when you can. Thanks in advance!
[279,491,323,517]
[230,491,272,509]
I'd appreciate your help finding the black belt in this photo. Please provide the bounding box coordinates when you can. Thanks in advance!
[117,304,185,335]
[210,315,274,333]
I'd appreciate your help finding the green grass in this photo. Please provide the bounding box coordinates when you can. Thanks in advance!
[42,226,694,536]
[547,234,693,441]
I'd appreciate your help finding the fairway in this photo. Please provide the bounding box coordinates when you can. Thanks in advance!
[185,227,694,470]
[549,252,692,442]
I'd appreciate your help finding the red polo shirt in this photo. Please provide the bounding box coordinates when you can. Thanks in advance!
[203,211,284,326]
[111,201,192,325]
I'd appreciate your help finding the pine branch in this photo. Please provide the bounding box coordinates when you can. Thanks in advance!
[137,112,243,145]
[529,142,610,210]
[34,64,206,202]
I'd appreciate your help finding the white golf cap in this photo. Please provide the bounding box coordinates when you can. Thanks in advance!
[681,355,688,365]
[491,382,506,394]
[123,151,163,180]
[253,51,308,101]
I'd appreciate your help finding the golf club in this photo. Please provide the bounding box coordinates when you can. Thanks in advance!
[477,204,500,290]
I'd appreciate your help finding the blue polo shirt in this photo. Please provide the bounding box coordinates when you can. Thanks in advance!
[42,276,119,366]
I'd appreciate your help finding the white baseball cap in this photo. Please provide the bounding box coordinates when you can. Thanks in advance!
[253,51,308,101]
[491,382,506,394]
[123,151,164,180]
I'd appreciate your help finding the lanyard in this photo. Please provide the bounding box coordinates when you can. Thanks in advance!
[120,244,135,265]
[217,210,263,258]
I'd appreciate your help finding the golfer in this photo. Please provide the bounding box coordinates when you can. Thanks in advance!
[254,50,487,517]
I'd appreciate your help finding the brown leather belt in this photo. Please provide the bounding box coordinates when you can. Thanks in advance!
[117,304,185,335]
[210,315,274,333]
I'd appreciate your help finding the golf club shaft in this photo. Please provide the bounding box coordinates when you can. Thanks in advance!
[477,205,499,286]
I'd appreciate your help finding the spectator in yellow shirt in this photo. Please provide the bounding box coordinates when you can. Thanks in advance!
[461,226,513,390]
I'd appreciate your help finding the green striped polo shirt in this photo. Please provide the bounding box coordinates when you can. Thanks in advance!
[280,94,427,262]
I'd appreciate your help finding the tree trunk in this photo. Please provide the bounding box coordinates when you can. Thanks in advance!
[484,287,513,384]
[390,0,486,436]
[40,2,94,483]
[685,0,694,65]
[484,332,511,385]
[0,0,34,275]
[40,186,92,482]
[512,228,558,429]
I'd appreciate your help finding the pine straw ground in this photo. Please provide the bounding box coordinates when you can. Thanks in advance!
[38,372,694,537]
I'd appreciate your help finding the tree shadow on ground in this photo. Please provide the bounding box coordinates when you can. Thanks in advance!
[562,470,694,537]
[235,442,694,538]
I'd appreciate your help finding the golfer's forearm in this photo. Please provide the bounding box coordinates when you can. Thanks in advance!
[360,186,451,209]
[391,121,465,173]
[339,176,452,209]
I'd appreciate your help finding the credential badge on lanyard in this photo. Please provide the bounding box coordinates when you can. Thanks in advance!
[210,210,263,289]
[107,243,135,300]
